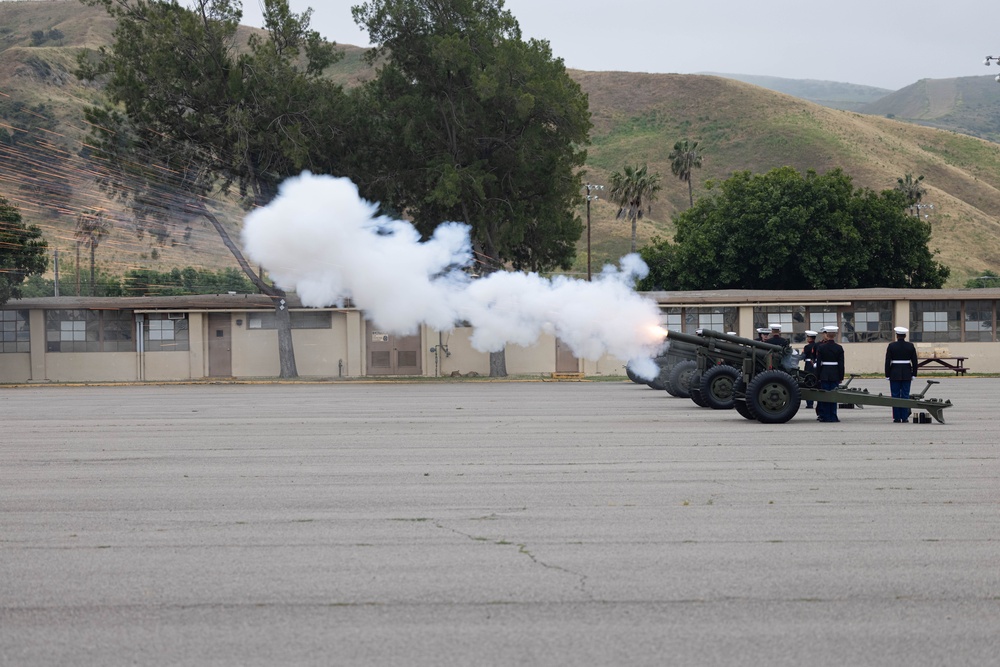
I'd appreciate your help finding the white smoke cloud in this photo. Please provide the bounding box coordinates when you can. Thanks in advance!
[242,172,666,375]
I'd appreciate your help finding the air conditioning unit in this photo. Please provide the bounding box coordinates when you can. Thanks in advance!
[167,313,185,320]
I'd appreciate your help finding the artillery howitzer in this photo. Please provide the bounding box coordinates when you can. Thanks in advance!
[661,329,953,423]
[628,339,703,397]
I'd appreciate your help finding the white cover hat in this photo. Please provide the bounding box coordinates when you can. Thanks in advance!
[822,325,839,333]
[894,326,909,335]
[769,323,782,330]
[805,330,818,336]
[757,327,769,333]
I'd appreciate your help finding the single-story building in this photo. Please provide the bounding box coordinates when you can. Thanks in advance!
[1,287,998,383]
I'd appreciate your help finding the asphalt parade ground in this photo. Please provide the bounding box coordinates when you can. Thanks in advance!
[2,378,998,666]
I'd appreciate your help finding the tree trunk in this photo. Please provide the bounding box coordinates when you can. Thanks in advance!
[192,202,298,378]
[489,349,507,377]
[273,297,298,378]
[631,215,638,253]
[75,242,81,296]
[687,178,694,208]
[473,220,508,378]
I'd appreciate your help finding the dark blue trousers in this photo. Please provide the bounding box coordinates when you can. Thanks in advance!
[818,380,840,421]
[890,380,912,422]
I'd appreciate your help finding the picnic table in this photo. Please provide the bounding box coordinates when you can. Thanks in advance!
[916,356,969,375]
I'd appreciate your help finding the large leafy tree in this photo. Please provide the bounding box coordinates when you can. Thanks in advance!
[0,195,48,306]
[668,139,703,208]
[637,167,950,291]
[77,0,348,377]
[607,163,661,253]
[351,0,592,376]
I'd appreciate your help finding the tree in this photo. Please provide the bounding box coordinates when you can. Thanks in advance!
[75,209,111,296]
[894,173,926,216]
[351,0,592,376]
[77,0,347,378]
[964,270,1000,288]
[0,195,48,306]
[669,139,703,208]
[608,163,661,253]
[636,167,949,291]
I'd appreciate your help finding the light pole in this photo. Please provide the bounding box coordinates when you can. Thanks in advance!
[584,183,603,281]
[984,56,1000,82]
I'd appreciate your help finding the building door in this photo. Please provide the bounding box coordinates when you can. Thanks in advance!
[555,337,579,373]
[208,313,232,377]
[366,321,422,376]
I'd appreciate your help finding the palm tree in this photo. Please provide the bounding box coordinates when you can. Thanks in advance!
[608,164,662,253]
[894,173,926,216]
[669,139,703,208]
[75,209,111,295]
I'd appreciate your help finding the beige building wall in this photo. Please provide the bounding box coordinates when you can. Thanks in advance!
[428,327,490,377]
[3,291,999,383]
[43,353,138,383]
[1,354,31,382]
[581,354,627,376]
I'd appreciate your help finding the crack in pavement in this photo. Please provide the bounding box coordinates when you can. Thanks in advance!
[433,519,593,600]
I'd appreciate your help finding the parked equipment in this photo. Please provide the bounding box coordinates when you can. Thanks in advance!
[660,329,953,423]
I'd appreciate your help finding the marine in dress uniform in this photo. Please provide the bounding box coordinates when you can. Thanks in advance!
[815,325,845,422]
[764,323,789,347]
[756,327,770,342]
[802,330,818,409]
[885,326,918,423]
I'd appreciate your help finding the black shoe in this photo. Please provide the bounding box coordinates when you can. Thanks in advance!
[893,419,900,423]
[829,418,840,422]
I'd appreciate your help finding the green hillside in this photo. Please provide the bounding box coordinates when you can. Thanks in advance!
[701,72,893,112]
[1,0,999,287]
[862,76,1000,143]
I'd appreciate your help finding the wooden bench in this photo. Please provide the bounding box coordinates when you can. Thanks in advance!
[916,356,969,375]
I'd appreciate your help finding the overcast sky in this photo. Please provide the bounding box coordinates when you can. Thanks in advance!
[234,0,999,91]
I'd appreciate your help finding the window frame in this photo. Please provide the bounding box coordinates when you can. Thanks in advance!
[45,309,135,353]
[0,309,30,353]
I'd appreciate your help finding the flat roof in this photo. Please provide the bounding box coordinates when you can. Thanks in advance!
[4,288,1000,311]
[643,287,1000,305]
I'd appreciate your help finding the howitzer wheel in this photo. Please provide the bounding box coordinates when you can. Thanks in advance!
[690,380,710,408]
[700,364,740,410]
[746,370,801,423]
[732,376,757,420]
[668,360,698,399]
[626,365,643,384]
[663,374,681,397]
[645,358,671,390]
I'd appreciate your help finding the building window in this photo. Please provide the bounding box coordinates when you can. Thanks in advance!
[843,300,892,343]
[682,307,737,334]
[964,300,995,342]
[45,309,135,352]
[809,312,838,329]
[910,301,961,343]
[698,311,725,331]
[246,311,332,330]
[753,307,805,341]
[144,313,190,352]
[0,309,30,353]
[661,309,682,332]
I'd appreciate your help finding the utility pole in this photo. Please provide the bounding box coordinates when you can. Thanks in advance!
[584,183,604,281]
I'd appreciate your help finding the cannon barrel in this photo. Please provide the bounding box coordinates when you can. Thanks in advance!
[663,328,784,357]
